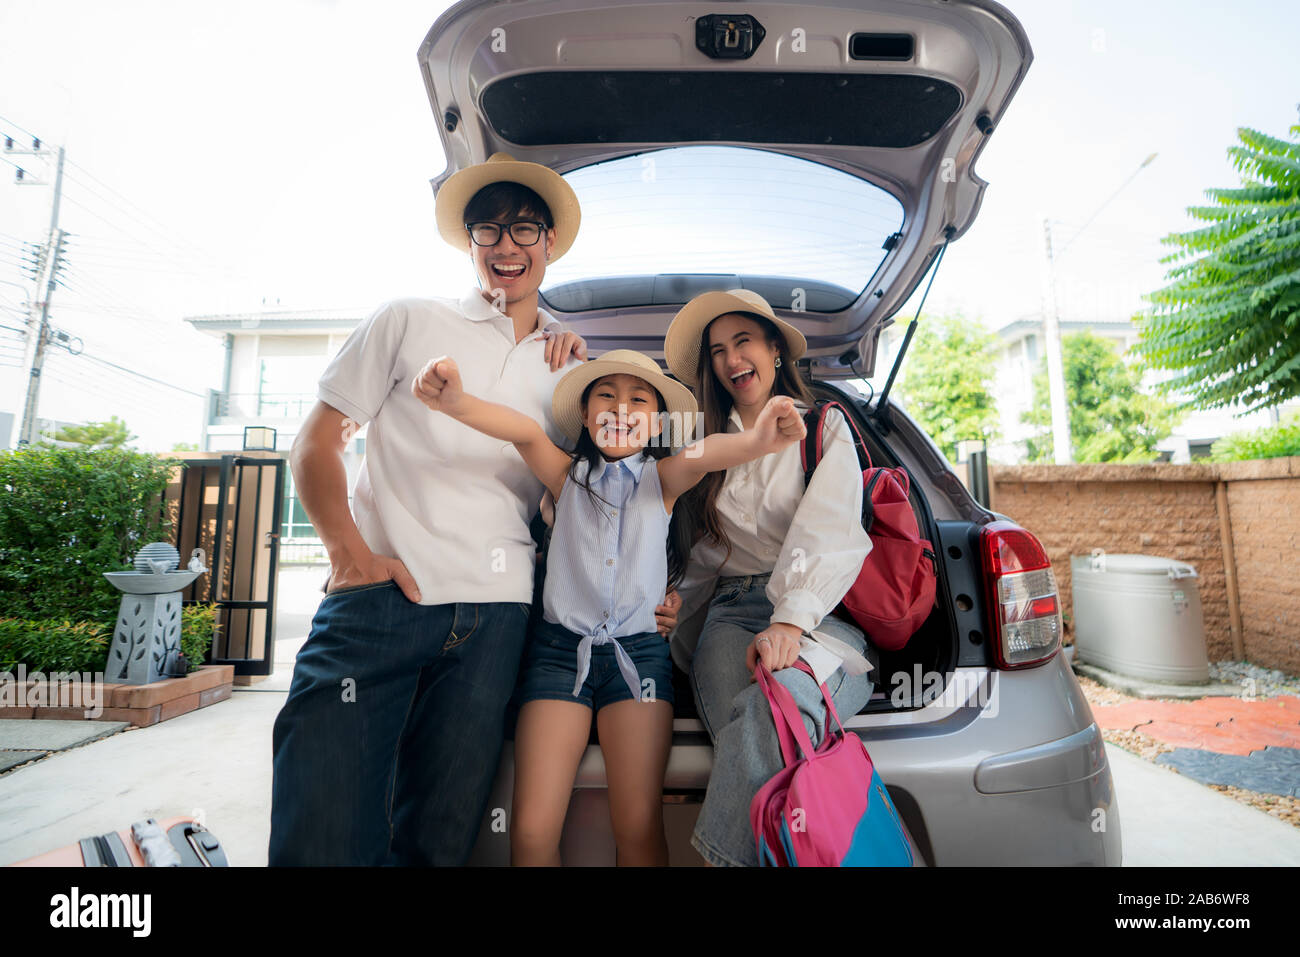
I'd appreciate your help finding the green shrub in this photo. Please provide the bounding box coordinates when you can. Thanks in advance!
[0,618,111,674]
[1209,413,1300,462]
[0,446,176,627]
[180,603,218,673]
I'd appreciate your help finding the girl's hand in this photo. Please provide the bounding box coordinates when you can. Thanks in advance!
[541,329,588,370]
[412,356,465,413]
[751,396,806,454]
[655,588,683,637]
[746,622,804,675]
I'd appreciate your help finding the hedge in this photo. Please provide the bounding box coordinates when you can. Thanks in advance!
[0,446,175,626]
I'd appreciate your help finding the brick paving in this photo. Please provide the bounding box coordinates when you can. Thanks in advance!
[1092,695,1300,757]
[1085,681,1300,817]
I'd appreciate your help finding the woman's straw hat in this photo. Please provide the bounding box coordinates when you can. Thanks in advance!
[552,350,699,446]
[664,289,807,388]
[435,152,582,261]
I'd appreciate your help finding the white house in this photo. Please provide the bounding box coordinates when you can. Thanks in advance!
[185,308,368,559]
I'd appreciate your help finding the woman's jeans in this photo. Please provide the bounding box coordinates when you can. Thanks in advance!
[689,573,878,867]
[269,581,530,866]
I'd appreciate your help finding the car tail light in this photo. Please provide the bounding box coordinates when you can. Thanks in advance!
[980,520,1061,669]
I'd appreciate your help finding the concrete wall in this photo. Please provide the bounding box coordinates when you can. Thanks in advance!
[989,458,1300,674]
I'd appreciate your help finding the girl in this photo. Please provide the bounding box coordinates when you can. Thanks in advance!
[663,288,879,867]
[412,347,806,866]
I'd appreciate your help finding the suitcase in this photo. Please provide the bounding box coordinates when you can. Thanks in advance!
[11,816,228,867]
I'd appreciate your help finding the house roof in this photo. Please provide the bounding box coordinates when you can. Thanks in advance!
[996,313,1136,341]
[184,307,366,336]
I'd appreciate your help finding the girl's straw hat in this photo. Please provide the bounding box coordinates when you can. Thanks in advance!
[664,289,807,387]
[434,152,582,261]
[552,350,699,447]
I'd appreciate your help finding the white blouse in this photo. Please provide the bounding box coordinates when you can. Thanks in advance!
[669,401,873,673]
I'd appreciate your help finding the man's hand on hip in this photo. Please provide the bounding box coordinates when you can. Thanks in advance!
[327,551,422,604]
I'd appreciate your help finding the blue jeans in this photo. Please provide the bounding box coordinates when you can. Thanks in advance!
[269,580,530,866]
[516,618,676,710]
[689,573,878,867]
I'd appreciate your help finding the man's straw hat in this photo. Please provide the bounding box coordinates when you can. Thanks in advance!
[435,152,581,261]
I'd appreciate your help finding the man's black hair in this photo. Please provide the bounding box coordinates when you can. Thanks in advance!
[463,182,554,227]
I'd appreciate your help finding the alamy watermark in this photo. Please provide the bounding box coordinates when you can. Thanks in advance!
[0,665,104,718]
[889,665,999,717]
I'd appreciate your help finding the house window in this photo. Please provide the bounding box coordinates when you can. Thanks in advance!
[258,355,328,418]
[1025,334,1039,362]
[281,469,318,542]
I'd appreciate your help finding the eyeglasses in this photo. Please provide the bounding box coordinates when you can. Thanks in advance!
[465,221,548,247]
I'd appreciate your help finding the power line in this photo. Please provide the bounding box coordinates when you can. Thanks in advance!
[44,350,194,412]
[72,349,208,398]
[0,114,41,142]
[61,164,230,268]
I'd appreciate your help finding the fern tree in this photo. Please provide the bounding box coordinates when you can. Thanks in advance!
[1133,123,1300,412]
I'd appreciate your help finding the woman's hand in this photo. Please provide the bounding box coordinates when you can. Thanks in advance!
[412,356,465,414]
[655,588,683,637]
[541,329,588,370]
[746,621,804,674]
[750,396,806,455]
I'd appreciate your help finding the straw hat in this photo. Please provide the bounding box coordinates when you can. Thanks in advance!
[552,350,699,447]
[434,152,582,261]
[663,289,807,388]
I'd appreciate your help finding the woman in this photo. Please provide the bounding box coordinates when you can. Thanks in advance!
[664,288,880,868]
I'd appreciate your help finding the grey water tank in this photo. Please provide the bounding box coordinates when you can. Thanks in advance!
[1070,552,1209,683]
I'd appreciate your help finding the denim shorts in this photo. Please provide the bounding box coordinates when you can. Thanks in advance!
[516,617,675,711]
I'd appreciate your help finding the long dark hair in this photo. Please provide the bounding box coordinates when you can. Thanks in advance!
[677,312,815,565]
[556,379,695,590]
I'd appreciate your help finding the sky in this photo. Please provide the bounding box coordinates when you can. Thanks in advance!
[0,0,1297,451]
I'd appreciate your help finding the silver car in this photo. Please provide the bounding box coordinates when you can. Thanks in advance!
[418,0,1121,866]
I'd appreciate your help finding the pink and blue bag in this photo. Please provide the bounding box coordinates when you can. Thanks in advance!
[749,660,913,867]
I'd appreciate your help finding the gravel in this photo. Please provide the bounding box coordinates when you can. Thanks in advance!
[1207,660,1300,699]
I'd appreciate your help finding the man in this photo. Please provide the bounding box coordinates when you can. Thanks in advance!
[269,153,676,866]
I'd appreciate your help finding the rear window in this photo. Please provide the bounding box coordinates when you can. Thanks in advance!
[540,146,904,312]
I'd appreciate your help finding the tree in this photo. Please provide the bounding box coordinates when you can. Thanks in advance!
[39,415,136,450]
[894,313,1000,462]
[1209,411,1300,461]
[1024,331,1181,463]
[1133,123,1300,413]
[170,441,199,453]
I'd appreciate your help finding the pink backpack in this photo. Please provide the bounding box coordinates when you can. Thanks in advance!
[749,660,913,867]
[800,401,937,651]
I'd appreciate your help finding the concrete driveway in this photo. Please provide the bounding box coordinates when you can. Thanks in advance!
[2,564,1298,866]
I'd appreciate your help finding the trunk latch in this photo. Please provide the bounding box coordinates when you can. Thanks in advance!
[695,14,765,59]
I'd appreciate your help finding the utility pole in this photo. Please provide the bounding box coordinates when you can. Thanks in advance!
[1039,218,1072,464]
[1037,152,1158,465]
[16,144,65,447]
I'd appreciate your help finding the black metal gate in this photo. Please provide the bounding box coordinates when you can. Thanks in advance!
[168,453,284,677]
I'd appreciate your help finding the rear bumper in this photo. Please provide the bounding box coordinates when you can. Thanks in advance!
[469,655,1124,866]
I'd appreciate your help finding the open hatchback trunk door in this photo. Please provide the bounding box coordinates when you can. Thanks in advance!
[418,0,1031,378]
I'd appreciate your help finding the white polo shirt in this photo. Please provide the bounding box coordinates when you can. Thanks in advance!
[316,289,579,606]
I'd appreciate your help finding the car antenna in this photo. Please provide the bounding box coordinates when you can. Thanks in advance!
[872,225,956,433]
